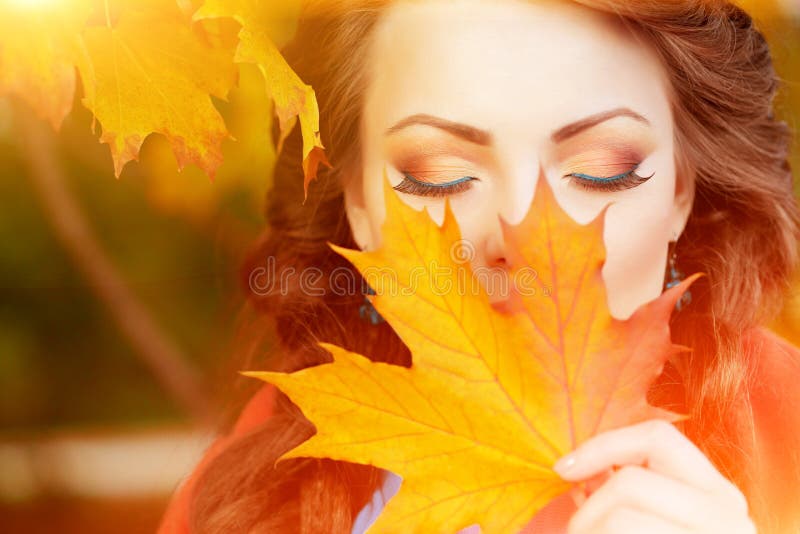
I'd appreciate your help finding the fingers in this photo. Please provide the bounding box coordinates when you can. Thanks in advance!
[552,419,756,534]
[553,419,739,498]
[567,465,711,531]
[567,504,693,534]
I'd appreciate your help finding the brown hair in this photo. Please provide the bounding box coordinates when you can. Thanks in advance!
[190,1,800,532]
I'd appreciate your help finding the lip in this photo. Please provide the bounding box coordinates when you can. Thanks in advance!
[484,271,525,315]
[490,298,515,314]
[489,289,524,315]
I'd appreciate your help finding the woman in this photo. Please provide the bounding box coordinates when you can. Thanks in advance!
[160,0,800,532]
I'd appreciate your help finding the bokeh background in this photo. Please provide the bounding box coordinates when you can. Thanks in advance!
[1,1,798,533]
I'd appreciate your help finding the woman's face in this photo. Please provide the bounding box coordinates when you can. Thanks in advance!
[344,0,695,320]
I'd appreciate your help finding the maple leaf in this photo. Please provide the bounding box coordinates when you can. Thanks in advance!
[194,0,332,202]
[74,1,236,178]
[0,0,91,129]
[253,171,698,533]
[137,63,276,222]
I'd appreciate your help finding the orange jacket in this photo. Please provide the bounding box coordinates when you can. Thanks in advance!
[158,326,800,533]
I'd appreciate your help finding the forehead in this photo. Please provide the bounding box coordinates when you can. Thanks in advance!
[363,0,673,144]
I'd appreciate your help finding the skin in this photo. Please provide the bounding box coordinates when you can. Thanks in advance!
[344,0,756,532]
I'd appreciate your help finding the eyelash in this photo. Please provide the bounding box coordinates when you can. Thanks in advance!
[565,165,655,192]
[393,172,477,198]
[393,165,654,198]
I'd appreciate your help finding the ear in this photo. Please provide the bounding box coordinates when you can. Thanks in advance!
[343,169,374,251]
[671,161,696,238]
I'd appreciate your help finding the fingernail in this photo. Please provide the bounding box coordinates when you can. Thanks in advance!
[553,452,578,476]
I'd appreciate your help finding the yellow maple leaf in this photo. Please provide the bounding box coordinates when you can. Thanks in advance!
[246,170,697,533]
[0,0,91,129]
[75,1,236,177]
[137,63,276,222]
[194,0,331,202]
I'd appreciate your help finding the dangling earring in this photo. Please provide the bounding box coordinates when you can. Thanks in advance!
[665,237,692,311]
[359,283,385,325]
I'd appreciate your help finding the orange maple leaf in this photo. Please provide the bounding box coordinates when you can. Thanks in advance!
[76,1,236,178]
[246,170,698,533]
[194,0,332,201]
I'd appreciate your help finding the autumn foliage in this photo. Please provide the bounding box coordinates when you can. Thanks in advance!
[4,1,799,532]
[246,171,699,533]
[0,0,328,199]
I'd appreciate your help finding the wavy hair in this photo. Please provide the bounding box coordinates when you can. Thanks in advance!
[190,1,800,532]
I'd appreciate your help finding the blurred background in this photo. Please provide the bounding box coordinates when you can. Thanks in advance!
[1,1,799,533]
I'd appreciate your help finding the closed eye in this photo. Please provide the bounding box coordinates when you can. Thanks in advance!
[393,172,478,198]
[565,165,654,192]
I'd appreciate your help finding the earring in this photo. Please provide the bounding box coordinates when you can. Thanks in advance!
[665,243,692,311]
[359,284,385,325]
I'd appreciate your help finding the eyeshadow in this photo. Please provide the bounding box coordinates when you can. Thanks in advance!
[561,147,643,175]
[384,124,494,162]
[552,123,656,176]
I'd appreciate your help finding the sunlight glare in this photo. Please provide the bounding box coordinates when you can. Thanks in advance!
[5,0,61,8]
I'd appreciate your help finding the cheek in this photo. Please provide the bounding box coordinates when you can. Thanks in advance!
[601,185,674,320]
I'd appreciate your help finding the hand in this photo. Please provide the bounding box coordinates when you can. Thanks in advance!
[552,419,757,534]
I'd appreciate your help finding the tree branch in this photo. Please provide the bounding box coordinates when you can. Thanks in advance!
[16,107,213,426]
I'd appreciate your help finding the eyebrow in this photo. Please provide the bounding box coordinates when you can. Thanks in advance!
[385,113,492,146]
[385,107,650,146]
[550,108,650,143]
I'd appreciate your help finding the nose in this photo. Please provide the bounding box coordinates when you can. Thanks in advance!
[482,230,523,314]
[482,224,517,299]
[480,164,540,311]
[484,229,510,271]
[499,161,540,225]
[484,163,540,264]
